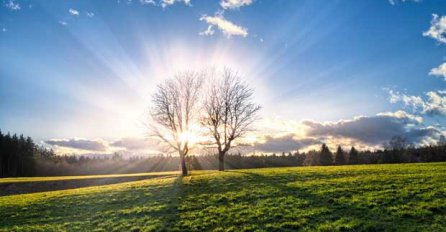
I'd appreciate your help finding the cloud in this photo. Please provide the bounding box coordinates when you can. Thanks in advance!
[252,110,440,152]
[388,89,446,116]
[46,138,108,151]
[86,12,95,17]
[302,111,438,146]
[255,134,320,153]
[59,21,68,26]
[160,0,190,8]
[429,62,446,81]
[199,25,215,36]
[220,0,253,9]
[69,8,80,16]
[111,137,157,151]
[200,14,248,38]
[140,0,156,5]
[424,91,446,115]
[5,0,20,10]
[423,14,446,44]
[44,137,162,156]
[388,0,420,5]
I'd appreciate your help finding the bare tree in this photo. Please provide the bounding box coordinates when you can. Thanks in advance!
[201,69,261,171]
[150,72,203,176]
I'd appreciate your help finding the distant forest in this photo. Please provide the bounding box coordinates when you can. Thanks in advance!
[1,130,446,177]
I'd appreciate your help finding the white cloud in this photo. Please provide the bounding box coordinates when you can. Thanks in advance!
[388,0,420,5]
[160,0,190,8]
[387,89,446,116]
[388,89,425,109]
[86,12,95,17]
[200,14,248,38]
[140,0,156,5]
[377,110,423,124]
[424,91,446,115]
[429,62,446,81]
[69,8,80,16]
[220,0,253,9]
[5,0,20,10]
[59,21,68,26]
[423,14,446,44]
[199,25,215,36]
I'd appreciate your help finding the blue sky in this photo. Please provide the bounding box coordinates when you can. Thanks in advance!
[1,0,445,154]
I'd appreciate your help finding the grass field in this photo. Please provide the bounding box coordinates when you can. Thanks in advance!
[0,163,445,232]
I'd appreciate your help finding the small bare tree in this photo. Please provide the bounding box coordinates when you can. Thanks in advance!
[150,72,203,176]
[202,69,261,171]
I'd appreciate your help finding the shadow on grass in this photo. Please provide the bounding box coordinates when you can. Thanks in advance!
[0,175,190,231]
[1,167,444,231]
[0,174,176,196]
[172,170,444,231]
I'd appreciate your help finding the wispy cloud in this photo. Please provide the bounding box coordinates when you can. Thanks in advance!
[140,0,156,5]
[388,0,420,5]
[59,20,68,26]
[430,62,446,81]
[160,0,191,8]
[220,0,253,9]
[86,12,95,18]
[69,8,80,16]
[200,14,248,38]
[5,0,20,10]
[423,14,446,44]
[199,25,215,36]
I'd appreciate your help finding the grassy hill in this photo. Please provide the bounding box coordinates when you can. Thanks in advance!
[1,163,445,231]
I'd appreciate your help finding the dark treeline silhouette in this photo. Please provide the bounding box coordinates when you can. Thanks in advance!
[0,131,37,177]
[1,131,446,177]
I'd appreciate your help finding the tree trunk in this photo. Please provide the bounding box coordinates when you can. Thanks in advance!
[180,152,188,176]
[218,151,225,171]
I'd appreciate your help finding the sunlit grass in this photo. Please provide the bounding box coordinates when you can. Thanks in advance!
[0,163,445,231]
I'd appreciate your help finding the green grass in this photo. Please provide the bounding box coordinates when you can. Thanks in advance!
[0,163,445,232]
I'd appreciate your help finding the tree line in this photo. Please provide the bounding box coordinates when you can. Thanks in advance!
[0,131,37,177]
[1,129,445,177]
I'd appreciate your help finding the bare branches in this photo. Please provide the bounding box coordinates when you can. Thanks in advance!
[201,68,261,154]
[150,71,203,157]
[149,68,259,172]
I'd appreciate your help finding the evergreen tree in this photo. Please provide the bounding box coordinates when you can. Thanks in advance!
[348,146,359,164]
[319,144,333,165]
[334,145,346,165]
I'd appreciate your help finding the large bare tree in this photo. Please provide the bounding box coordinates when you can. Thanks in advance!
[202,69,261,171]
[150,72,203,176]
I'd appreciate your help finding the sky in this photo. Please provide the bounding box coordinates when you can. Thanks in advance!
[1,0,446,155]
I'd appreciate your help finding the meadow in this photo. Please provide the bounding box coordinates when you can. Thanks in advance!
[0,163,445,232]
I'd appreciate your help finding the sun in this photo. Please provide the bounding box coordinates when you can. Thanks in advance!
[179,131,200,145]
